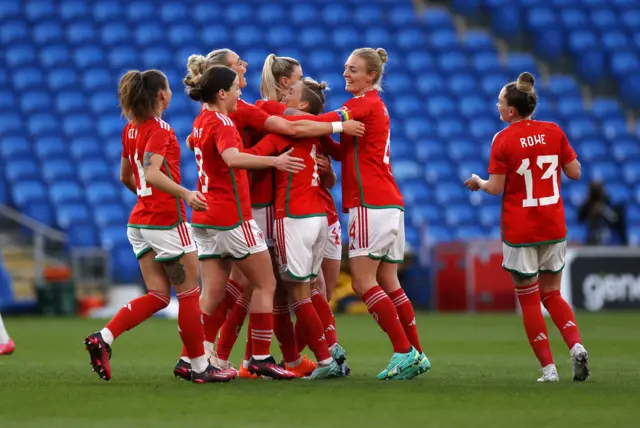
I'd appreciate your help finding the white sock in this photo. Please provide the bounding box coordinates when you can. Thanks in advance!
[180,356,191,364]
[242,360,250,369]
[319,358,333,366]
[287,357,302,368]
[204,341,214,353]
[99,328,114,346]
[329,343,338,352]
[0,313,9,344]
[190,355,209,373]
[252,354,270,361]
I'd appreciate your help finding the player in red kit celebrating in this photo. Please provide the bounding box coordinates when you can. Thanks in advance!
[464,72,589,382]
[83,69,235,383]
[187,65,307,379]
[248,78,346,379]
[338,48,429,380]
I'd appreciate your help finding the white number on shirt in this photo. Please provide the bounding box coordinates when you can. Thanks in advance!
[516,155,559,208]
[383,131,391,166]
[133,150,152,197]
[194,147,209,193]
[310,144,320,187]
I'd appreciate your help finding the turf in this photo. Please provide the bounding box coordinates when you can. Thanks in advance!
[0,312,639,428]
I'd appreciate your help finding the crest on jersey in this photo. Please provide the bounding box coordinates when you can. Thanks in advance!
[257,231,265,242]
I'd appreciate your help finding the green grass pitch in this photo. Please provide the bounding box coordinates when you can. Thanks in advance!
[1,312,639,427]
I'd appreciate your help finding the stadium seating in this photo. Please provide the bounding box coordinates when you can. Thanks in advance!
[0,0,638,282]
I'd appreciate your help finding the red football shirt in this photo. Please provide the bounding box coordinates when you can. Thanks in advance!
[122,118,186,228]
[488,120,577,246]
[247,133,326,219]
[189,109,252,229]
[338,90,403,212]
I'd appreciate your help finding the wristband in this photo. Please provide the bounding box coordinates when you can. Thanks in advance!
[331,122,343,134]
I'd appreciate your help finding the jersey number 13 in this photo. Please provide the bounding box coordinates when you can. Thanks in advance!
[516,155,559,208]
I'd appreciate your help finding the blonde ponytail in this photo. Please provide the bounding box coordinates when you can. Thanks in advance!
[260,54,301,101]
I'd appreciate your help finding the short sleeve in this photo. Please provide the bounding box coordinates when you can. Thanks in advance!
[258,100,287,116]
[121,126,128,159]
[488,132,508,175]
[245,103,270,132]
[145,128,171,157]
[559,128,577,165]
[214,124,240,154]
[245,134,289,156]
[337,97,370,121]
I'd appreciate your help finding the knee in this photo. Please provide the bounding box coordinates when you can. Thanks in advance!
[200,287,224,314]
[257,275,277,295]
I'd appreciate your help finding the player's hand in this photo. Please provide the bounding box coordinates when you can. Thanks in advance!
[274,148,305,173]
[184,190,208,211]
[343,120,365,137]
[186,135,194,151]
[464,174,482,191]
[316,154,332,174]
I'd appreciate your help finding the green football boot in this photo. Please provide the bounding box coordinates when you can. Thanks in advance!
[376,347,421,380]
[303,359,342,380]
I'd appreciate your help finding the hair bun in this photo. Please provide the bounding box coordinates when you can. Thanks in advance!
[516,72,535,92]
[187,86,203,102]
[376,48,388,64]
[319,81,328,90]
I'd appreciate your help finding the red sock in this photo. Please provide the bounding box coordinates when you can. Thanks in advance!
[292,298,332,362]
[224,280,243,309]
[389,288,422,353]
[176,287,205,359]
[106,291,169,340]
[541,290,582,350]
[250,312,273,358]
[204,302,228,344]
[295,318,306,353]
[243,323,252,363]
[516,283,554,367]
[311,288,338,348]
[215,296,250,361]
[363,286,412,353]
[273,304,300,363]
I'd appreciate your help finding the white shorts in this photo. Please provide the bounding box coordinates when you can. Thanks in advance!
[252,205,275,247]
[324,221,342,261]
[127,222,196,262]
[192,219,268,260]
[274,216,328,282]
[502,241,567,277]
[348,207,405,262]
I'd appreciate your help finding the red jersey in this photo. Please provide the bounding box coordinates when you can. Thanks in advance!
[338,90,403,212]
[122,118,186,228]
[488,120,577,246]
[247,133,326,219]
[189,109,252,229]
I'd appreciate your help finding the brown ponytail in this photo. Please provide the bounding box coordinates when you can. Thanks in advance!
[118,69,168,122]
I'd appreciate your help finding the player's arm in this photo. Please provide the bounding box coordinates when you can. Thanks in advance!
[263,116,364,139]
[464,133,506,195]
[559,128,581,180]
[119,157,137,195]
[563,159,581,180]
[478,174,506,196]
[221,147,304,172]
[320,136,342,161]
[242,134,283,157]
[316,154,337,189]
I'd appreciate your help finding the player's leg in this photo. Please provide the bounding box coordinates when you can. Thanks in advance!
[503,244,557,382]
[234,219,295,379]
[215,284,252,369]
[0,311,15,356]
[323,220,343,301]
[538,242,589,381]
[348,207,419,380]
[270,247,301,368]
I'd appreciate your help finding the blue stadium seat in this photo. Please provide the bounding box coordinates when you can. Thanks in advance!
[408,52,435,74]
[437,118,466,139]
[258,3,286,23]
[455,225,486,240]
[78,158,111,183]
[415,139,445,162]
[579,140,608,162]
[0,90,16,112]
[504,53,539,78]
[415,204,443,225]
[611,139,640,162]
[622,9,640,31]
[469,118,497,140]
[56,92,86,115]
[404,118,434,140]
[627,205,640,226]
[425,160,455,184]
[448,140,477,162]
[481,73,509,96]
[95,204,128,227]
[429,29,458,52]
[20,92,48,115]
[201,26,229,47]
[557,96,585,118]
[462,30,496,54]
[601,118,630,141]
[457,160,487,182]
[561,9,589,30]
[606,183,630,205]
[590,161,618,182]
[94,2,123,22]
[160,2,188,22]
[136,23,165,46]
[70,137,103,161]
[460,96,490,119]
[48,68,78,91]
[50,182,84,206]
[42,159,75,182]
[29,115,58,137]
[110,245,141,283]
[63,114,93,137]
[471,52,502,73]
[590,98,623,120]
[590,9,618,31]
[322,4,351,26]
[167,24,196,47]
[100,225,130,249]
[0,21,27,44]
[479,204,501,228]
[0,1,20,20]
[4,159,38,183]
[143,47,173,68]
[546,75,581,99]
[225,3,254,24]
[393,160,422,182]
[126,1,156,21]
[448,73,476,96]
[421,8,455,30]
[401,180,432,205]
[426,96,455,119]
[13,68,43,91]
[438,51,468,73]
[567,118,598,140]
[87,181,120,206]
[385,73,412,94]
[487,5,521,38]
[56,204,91,229]
[101,22,131,47]
[0,136,30,161]
[25,0,55,21]
[427,225,453,243]
[67,22,96,45]
[610,52,640,79]
[290,4,318,26]
[89,91,118,117]
[233,25,262,48]
[5,44,36,69]
[33,21,63,45]
[0,113,23,137]
[445,205,475,227]
[435,182,468,205]
[60,0,89,21]
[41,45,71,68]
[66,222,99,249]
[389,5,417,26]
[602,31,630,52]
[393,95,422,116]
[11,181,47,207]
[353,5,383,27]
[105,140,124,162]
